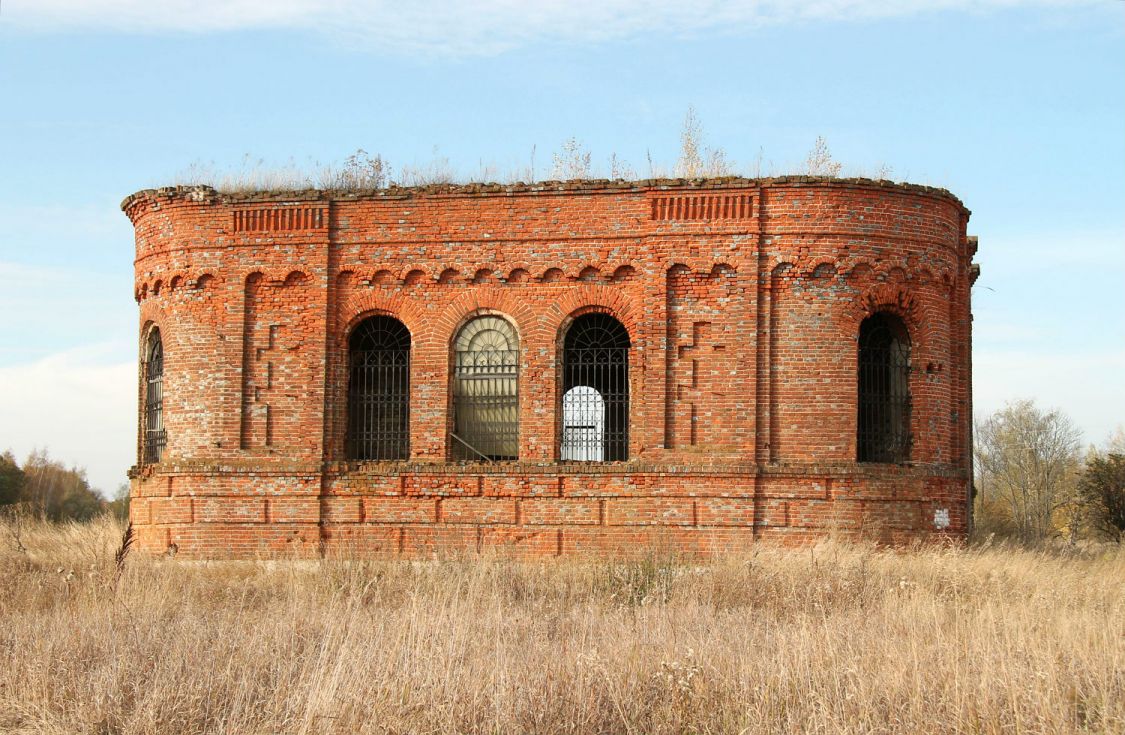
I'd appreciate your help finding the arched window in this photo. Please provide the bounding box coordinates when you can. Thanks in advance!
[561,313,630,461]
[451,315,519,460]
[143,328,166,464]
[857,312,911,463]
[347,316,411,460]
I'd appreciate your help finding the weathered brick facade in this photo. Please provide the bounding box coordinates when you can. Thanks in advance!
[125,177,979,558]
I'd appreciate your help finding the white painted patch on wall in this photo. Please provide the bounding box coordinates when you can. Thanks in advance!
[933,508,950,530]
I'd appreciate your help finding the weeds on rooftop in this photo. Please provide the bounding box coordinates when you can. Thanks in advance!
[169,108,910,194]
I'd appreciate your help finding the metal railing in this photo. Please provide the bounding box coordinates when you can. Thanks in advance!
[347,317,411,460]
[451,348,519,461]
[857,314,912,463]
[561,347,629,461]
[561,314,630,462]
[347,349,410,460]
[144,335,166,464]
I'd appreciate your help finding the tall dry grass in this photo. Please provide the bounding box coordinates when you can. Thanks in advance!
[0,516,1122,734]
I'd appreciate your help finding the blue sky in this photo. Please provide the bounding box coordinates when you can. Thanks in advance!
[1,1,1122,494]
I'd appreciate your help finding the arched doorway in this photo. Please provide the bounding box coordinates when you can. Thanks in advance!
[451,315,520,460]
[561,313,630,461]
[347,315,411,460]
[143,327,166,464]
[857,311,912,463]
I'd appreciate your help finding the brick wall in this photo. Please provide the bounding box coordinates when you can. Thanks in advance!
[126,177,978,558]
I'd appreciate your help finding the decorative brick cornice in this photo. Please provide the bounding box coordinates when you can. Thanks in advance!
[122,176,968,215]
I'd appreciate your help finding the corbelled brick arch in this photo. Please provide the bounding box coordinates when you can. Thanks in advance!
[330,277,432,461]
[124,177,980,558]
[437,288,540,340]
[136,300,171,459]
[551,294,642,460]
[438,290,539,460]
[838,279,947,465]
[337,286,429,336]
[136,317,165,470]
[841,282,929,346]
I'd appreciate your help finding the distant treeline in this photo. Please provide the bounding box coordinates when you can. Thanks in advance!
[975,401,1125,544]
[0,449,127,522]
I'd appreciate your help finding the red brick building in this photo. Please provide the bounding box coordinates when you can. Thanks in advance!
[125,177,979,557]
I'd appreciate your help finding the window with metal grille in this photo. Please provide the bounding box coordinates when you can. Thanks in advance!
[451,316,519,461]
[347,316,411,460]
[857,312,911,463]
[143,328,166,464]
[561,313,630,461]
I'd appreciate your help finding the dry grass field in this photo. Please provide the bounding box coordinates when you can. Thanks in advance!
[0,516,1122,734]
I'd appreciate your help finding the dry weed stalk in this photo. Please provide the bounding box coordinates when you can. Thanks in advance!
[114,521,134,576]
[804,135,843,177]
[0,515,1121,734]
[1,503,30,554]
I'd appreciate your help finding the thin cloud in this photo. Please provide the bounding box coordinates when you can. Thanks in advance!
[0,344,135,496]
[0,203,128,243]
[974,347,1125,445]
[982,229,1125,273]
[5,1,1103,55]
[0,259,133,363]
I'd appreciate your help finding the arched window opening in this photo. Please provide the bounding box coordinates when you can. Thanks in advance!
[143,328,166,464]
[347,316,411,460]
[451,316,519,461]
[561,313,630,461]
[857,312,911,463]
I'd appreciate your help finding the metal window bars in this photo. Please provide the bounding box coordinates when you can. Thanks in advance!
[143,330,166,464]
[451,316,519,461]
[561,314,630,462]
[857,313,912,463]
[347,316,411,460]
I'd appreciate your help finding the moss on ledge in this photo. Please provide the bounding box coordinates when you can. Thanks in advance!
[121,175,968,215]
